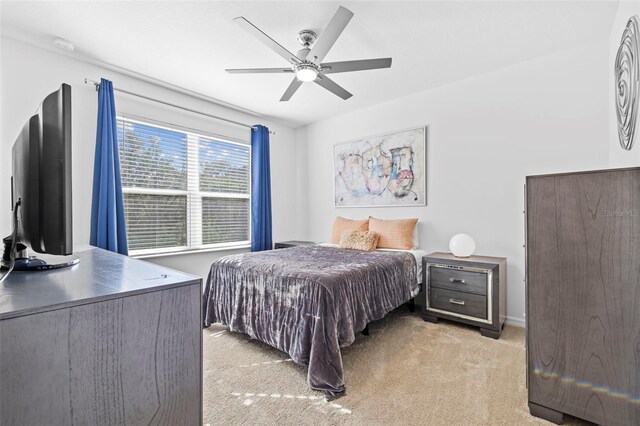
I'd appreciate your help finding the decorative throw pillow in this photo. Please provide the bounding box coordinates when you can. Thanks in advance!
[339,230,380,251]
[330,216,369,244]
[369,217,418,250]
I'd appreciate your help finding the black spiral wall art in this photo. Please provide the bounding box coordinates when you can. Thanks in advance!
[615,16,640,151]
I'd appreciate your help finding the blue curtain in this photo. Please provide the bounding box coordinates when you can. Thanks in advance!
[251,125,273,251]
[90,79,128,255]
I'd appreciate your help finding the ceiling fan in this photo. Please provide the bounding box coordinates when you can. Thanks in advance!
[226,6,392,101]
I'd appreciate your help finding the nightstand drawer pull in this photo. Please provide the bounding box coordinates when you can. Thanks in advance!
[429,266,487,296]
[449,298,466,306]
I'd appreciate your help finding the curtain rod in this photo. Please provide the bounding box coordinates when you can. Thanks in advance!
[84,78,274,135]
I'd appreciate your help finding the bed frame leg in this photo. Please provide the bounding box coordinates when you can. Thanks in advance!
[408,298,415,312]
[362,325,370,336]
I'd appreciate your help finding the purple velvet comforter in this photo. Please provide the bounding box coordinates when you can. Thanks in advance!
[202,245,418,397]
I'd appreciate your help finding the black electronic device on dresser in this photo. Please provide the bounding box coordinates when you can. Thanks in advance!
[274,240,316,249]
[422,252,507,339]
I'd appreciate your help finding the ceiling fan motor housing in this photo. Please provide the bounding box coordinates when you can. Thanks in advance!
[297,48,312,62]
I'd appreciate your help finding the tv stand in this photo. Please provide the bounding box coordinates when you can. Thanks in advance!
[9,253,79,271]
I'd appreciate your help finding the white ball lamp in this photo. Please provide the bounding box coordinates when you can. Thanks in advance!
[449,234,476,258]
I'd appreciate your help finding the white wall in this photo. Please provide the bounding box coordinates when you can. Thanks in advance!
[300,40,611,325]
[609,1,640,167]
[0,37,299,280]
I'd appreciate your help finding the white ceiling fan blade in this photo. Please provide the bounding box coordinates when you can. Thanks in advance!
[314,75,352,100]
[280,78,304,102]
[306,6,354,65]
[234,17,301,65]
[226,68,294,74]
[321,58,392,74]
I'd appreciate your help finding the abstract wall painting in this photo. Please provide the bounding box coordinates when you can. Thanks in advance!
[334,126,426,207]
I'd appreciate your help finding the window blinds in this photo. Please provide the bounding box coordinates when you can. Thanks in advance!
[117,117,250,255]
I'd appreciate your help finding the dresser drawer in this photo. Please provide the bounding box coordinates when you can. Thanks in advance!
[429,288,487,319]
[429,266,487,296]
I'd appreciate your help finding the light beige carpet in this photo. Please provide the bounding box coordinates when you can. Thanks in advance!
[203,310,588,425]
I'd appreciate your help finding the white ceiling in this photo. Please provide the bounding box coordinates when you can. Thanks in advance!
[1,1,620,128]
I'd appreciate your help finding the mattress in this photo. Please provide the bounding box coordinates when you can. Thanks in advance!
[318,243,427,282]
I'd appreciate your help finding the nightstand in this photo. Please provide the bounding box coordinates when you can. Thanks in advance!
[273,240,316,249]
[422,252,506,339]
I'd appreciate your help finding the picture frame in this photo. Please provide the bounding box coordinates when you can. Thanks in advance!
[334,126,426,207]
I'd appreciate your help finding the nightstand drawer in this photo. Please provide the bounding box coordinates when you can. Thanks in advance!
[429,266,487,296]
[429,288,487,319]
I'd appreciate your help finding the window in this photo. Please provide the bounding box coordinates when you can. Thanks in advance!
[117,117,250,256]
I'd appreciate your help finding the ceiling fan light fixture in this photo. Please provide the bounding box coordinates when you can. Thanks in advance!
[295,63,319,82]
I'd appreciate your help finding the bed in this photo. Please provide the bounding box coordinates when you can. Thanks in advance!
[202,244,425,398]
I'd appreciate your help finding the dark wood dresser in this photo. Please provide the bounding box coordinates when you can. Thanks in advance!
[0,246,202,426]
[526,167,640,425]
[422,252,506,339]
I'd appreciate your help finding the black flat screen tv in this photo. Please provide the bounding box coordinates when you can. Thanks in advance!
[1,83,78,271]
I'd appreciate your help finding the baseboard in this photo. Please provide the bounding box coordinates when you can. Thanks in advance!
[505,316,525,327]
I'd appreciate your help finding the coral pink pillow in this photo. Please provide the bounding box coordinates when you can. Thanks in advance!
[368,217,418,250]
[331,216,369,244]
